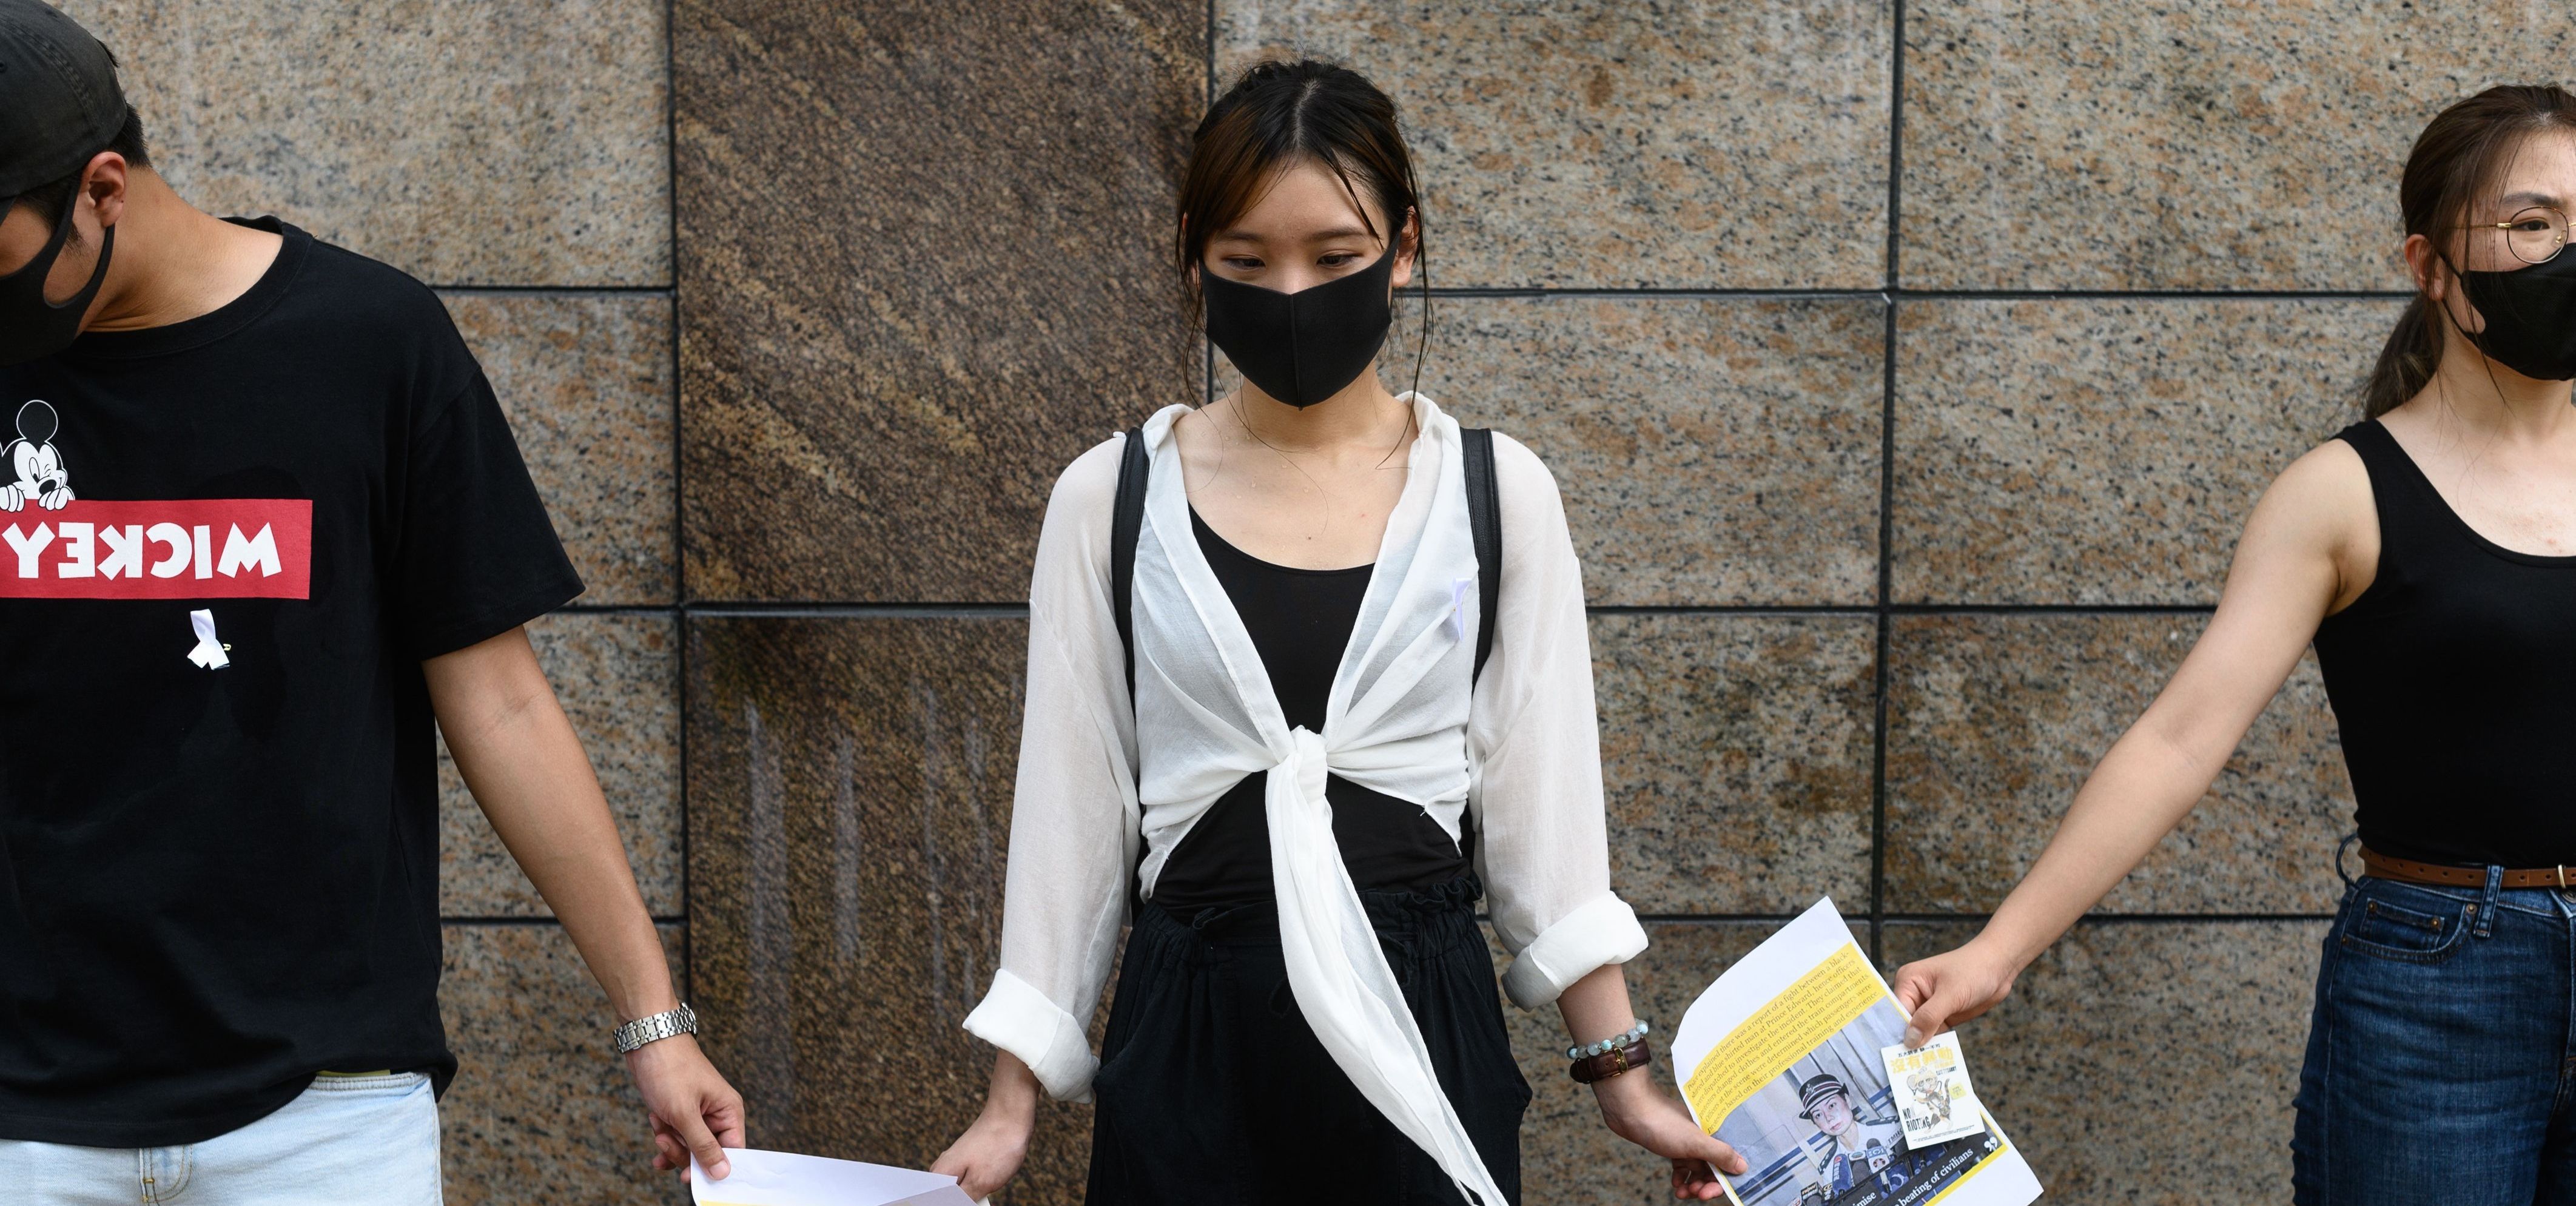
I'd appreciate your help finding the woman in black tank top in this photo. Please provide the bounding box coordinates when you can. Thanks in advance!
[1892,87,2576,1205]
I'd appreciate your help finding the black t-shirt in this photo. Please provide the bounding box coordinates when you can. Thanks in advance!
[0,219,583,1145]
[1149,510,1470,915]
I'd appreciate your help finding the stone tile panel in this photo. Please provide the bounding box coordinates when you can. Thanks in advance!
[442,923,690,1206]
[1416,296,1884,607]
[1892,298,2401,605]
[1902,1,2576,289]
[678,0,1206,602]
[1882,921,2323,1204]
[446,292,676,606]
[443,613,683,918]
[69,0,671,286]
[1885,613,2352,915]
[1594,615,1878,915]
[1219,1,1895,289]
[685,616,1098,1202]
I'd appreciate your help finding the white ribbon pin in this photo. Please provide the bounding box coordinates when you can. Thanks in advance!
[187,608,230,669]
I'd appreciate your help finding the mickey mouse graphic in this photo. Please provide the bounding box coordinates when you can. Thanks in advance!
[2,400,73,512]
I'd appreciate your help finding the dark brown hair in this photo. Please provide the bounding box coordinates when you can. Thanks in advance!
[1175,59,1430,385]
[2361,84,2576,417]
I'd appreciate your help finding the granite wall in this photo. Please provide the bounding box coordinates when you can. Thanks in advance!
[65,1,2575,1202]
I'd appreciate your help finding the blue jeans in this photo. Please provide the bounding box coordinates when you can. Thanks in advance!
[0,1072,441,1205]
[2295,869,2576,1204]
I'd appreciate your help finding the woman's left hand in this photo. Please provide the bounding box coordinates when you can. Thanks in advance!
[1592,1067,1745,1200]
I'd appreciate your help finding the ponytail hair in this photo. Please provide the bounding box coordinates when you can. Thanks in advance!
[2361,84,2576,417]
[2359,296,2445,419]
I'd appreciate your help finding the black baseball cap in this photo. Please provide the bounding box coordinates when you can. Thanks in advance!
[0,0,130,200]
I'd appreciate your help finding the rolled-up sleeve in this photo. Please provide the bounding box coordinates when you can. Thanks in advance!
[960,437,1140,1102]
[1468,434,1649,1009]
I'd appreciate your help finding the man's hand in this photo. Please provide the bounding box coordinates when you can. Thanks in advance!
[1592,1069,1746,1200]
[628,1034,746,1180]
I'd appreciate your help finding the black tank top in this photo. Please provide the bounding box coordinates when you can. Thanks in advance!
[1148,510,1472,913]
[2313,420,2576,866]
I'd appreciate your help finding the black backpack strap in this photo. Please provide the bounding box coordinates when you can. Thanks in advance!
[1110,427,1150,707]
[1460,427,1502,682]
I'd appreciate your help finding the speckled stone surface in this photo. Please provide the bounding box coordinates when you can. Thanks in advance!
[1891,298,2403,605]
[63,1,670,286]
[441,923,690,1206]
[445,292,677,606]
[442,613,683,917]
[1885,613,2353,915]
[687,616,1100,1204]
[1594,615,1878,915]
[677,0,1205,604]
[1501,922,1789,1204]
[1217,1,1893,289]
[1404,296,1883,607]
[1902,3,2576,290]
[1881,920,2324,1204]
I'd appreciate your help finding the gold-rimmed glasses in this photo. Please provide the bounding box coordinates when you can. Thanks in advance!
[2461,205,2571,266]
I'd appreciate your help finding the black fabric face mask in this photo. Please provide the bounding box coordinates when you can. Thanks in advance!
[2459,251,2576,382]
[1202,246,1396,408]
[0,203,113,368]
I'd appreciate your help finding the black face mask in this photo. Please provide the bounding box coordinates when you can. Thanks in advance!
[0,202,113,368]
[1202,246,1396,408]
[2458,251,2576,382]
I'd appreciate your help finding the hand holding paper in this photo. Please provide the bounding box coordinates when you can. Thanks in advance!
[1668,899,2040,1206]
[1890,937,2024,1050]
[690,1148,977,1206]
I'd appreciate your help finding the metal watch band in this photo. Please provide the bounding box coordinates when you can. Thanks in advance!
[614,1003,699,1054]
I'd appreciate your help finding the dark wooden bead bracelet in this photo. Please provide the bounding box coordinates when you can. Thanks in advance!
[1568,1036,1655,1083]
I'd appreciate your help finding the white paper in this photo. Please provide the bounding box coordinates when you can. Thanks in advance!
[689,1148,976,1206]
[1668,898,2042,1206]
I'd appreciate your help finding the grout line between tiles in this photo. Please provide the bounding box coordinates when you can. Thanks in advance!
[1413,286,2416,301]
[664,0,691,1003]
[644,602,2224,618]
[431,283,674,295]
[441,915,691,928]
[1880,912,2337,925]
[1623,912,2334,926]
[1869,0,1905,970]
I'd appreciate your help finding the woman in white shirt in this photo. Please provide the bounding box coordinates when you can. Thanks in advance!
[932,59,1740,1203]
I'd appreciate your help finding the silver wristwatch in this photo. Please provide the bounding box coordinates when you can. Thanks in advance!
[614,1003,699,1054]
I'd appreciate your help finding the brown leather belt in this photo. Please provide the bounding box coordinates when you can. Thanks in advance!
[2361,846,2576,891]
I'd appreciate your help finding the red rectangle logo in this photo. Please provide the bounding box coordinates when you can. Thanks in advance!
[0,499,313,600]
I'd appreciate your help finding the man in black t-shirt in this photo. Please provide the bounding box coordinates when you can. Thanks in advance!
[0,2,743,1195]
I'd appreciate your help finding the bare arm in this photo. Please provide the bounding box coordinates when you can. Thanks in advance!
[934,1052,1043,1194]
[427,627,745,1179]
[1893,442,2371,1045]
[1558,964,1747,1199]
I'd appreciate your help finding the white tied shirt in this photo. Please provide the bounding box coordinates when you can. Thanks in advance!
[963,394,1647,1198]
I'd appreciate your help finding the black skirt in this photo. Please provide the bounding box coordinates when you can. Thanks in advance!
[1086,875,1532,1205]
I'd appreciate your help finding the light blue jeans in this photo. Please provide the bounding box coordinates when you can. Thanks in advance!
[0,1071,442,1205]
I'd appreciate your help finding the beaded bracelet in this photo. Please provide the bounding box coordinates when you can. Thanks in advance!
[1566,1019,1650,1061]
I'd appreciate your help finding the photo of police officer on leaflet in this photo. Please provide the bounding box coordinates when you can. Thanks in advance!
[1797,1074,1907,1203]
